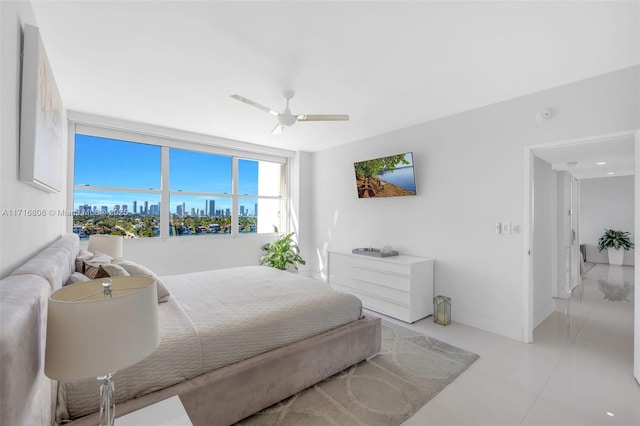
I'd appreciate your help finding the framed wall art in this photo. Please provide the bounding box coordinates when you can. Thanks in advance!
[20,24,63,193]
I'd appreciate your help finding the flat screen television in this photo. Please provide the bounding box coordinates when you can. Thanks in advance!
[354,152,416,198]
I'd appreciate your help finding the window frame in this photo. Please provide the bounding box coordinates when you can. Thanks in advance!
[68,116,292,241]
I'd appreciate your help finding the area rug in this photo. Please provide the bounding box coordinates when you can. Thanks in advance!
[236,320,479,426]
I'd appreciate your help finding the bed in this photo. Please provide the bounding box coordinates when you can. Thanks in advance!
[0,234,381,426]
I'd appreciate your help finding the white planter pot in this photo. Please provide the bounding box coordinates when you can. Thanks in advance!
[607,248,624,266]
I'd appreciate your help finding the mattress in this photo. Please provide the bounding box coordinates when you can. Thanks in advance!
[58,266,362,421]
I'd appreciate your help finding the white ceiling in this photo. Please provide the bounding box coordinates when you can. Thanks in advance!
[534,134,635,180]
[31,1,639,152]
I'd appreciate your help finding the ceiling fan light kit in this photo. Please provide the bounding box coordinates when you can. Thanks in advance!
[231,91,349,134]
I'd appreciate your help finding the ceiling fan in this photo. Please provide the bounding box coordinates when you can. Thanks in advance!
[231,91,349,135]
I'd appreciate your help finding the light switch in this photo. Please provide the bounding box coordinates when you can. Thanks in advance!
[501,222,511,234]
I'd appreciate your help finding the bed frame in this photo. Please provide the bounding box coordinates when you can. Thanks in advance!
[0,233,381,426]
[72,314,381,426]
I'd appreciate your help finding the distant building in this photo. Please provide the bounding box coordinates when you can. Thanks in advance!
[122,204,128,214]
[240,205,245,216]
[177,205,184,216]
[208,200,215,217]
[144,201,149,215]
[78,204,91,215]
[133,201,137,213]
[101,206,108,214]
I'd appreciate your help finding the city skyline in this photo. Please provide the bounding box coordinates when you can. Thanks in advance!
[74,134,261,213]
[75,199,258,217]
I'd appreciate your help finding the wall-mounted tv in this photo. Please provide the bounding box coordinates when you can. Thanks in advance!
[354,152,416,198]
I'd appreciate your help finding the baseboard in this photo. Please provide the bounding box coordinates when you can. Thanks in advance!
[533,299,556,329]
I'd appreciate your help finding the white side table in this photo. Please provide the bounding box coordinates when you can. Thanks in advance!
[117,396,192,425]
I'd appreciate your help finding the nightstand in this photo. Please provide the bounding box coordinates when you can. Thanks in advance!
[117,396,192,425]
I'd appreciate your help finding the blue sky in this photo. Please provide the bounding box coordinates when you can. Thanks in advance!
[74,135,259,213]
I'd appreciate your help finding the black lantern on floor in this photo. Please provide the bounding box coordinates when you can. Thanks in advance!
[433,295,451,326]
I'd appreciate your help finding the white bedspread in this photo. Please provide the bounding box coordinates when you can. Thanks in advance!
[59,266,362,421]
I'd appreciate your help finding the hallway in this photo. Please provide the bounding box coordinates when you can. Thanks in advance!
[397,263,638,425]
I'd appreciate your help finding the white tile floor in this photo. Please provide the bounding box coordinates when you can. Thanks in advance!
[376,263,639,426]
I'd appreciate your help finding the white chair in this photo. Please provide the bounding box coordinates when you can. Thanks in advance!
[87,234,124,258]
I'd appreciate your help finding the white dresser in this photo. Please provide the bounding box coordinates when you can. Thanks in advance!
[328,251,434,323]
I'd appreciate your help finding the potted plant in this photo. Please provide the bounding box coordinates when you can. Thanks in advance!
[597,229,634,266]
[260,230,306,271]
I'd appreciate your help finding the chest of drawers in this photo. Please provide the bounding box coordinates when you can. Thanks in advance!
[328,251,434,323]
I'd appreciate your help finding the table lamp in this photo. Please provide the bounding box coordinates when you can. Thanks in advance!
[88,234,124,258]
[45,276,160,426]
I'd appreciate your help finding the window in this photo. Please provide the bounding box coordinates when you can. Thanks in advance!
[238,159,285,233]
[168,148,234,237]
[72,131,287,240]
[73,135,161,239]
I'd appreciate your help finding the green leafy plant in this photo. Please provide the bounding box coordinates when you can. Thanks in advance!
[597,229,634,252]
[260,231,306,271]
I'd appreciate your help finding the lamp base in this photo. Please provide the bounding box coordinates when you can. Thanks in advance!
[98,373,115,426]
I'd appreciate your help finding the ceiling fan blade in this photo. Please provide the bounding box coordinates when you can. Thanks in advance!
[272,123,283,135]
[297,114,349,122]
[231,94,279,117]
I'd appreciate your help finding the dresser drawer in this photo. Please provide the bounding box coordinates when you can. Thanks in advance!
[330,252,410,276]
[330,272,409,305]
[331,261,410,291]
[331,283,411,322]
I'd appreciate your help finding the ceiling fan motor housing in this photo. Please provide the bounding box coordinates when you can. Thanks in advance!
[278,113,297,127]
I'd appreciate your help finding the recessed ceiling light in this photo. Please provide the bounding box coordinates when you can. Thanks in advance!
[596,161,607,165]
[606,412,615,417]
[607,172,615,175]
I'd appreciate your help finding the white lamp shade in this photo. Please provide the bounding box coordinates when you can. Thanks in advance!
[88,234,124,258]
[45,276,160,380]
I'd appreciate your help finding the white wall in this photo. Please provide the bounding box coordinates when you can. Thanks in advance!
[0,1,68,277]
[289,151,313,276]
[580,176,635,265]
[634,131,639,385]
[310,66,639,341]
[532,157,555,327]
[555,172,573,299]
[113,234,275,276]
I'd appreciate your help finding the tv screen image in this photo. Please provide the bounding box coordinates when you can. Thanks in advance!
[354,152,416,198]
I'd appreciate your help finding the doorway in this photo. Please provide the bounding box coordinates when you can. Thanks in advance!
[523,129,638,382]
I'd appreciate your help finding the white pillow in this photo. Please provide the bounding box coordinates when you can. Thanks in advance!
[85,252,113,267]
[75,250,93,273]
[112,259,170,303]
[65,272,91,286]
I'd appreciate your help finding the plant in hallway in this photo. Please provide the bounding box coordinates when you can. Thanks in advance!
[597,229,634,266]
[260,228,306,271]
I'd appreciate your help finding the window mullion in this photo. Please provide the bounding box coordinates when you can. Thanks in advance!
[160,146,170,239]
[232,157,239,236]
[74,185,161,194]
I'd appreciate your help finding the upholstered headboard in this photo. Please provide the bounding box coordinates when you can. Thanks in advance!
[0,233,79,426]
